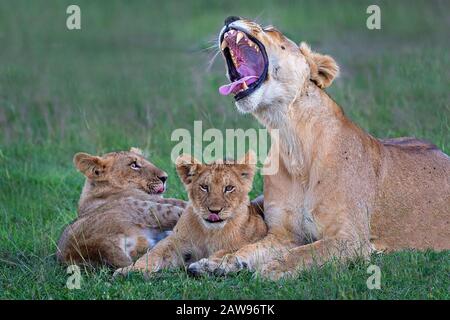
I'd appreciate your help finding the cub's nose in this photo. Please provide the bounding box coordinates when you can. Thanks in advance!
[158,175,167,183]
[208,207,223,214]
[224,16,240,26]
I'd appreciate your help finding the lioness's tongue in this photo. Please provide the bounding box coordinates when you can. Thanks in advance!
[219,65,258,96]
[219,76,257,95]
[207,213,221,222]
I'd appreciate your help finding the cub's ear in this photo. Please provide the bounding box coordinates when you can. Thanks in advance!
[130,147,144,156]
[299,42,339,88]
[175,154,201,185]
[73,152,106,179]
[235,150,257,181]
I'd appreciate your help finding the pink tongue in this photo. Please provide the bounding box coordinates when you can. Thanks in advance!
[219,65,258,96]
[207,213,221,222]
[219,76,258,95]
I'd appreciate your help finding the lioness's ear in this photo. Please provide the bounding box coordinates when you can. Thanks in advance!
[73,152,106,179]
[175,154,201,185]
[299,42,339,88]
[236,151,257,181]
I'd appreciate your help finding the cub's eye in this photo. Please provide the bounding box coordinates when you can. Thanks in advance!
[130,161,141,170]
[224,185,235,193]
[199,184,209,192]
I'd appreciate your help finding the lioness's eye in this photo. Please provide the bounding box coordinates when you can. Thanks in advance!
[224,185,235,193]
[199,184,209,192]
[130,161,141,170]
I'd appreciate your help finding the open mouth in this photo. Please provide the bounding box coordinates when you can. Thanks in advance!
[147,183,165,194]
[219,28,268,101]
[204,213,224,223]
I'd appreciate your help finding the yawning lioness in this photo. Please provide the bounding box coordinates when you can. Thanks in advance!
[200,17,450,280]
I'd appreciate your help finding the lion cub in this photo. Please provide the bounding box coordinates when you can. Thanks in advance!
[56,148,187,268]
[114,152,267,277]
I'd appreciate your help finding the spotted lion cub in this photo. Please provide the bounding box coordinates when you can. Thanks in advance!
[56,148,187,268]
[114,152,267,277]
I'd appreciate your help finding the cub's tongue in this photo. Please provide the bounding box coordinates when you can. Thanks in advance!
[207,213,221,222]
[219,65,258,96]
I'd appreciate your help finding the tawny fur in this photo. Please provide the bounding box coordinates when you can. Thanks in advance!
[299,42,339,88]
[113,152,267,277]
[56,148,187,268]
[198,18,450,280]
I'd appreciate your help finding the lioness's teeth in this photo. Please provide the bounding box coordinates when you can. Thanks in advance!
[236,31,243,44]
[221,40,227,51]
[230,50,237,65]
[243,82,248,90]
[248,41,259,52]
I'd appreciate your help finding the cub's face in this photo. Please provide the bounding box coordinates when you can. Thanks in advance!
[74,147,168,194]
[176,153,256,228]
[218,17,338,114]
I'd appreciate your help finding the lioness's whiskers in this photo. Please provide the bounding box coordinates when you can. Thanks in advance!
[207,50,221,72]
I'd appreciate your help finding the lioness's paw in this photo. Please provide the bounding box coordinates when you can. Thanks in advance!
[113,265,152,280]
[256,260,294,281]
[187,258,219,277]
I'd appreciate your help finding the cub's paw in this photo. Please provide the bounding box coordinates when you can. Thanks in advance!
[213,255,248,276]
[113,266,134,279]
[187,258,219,277]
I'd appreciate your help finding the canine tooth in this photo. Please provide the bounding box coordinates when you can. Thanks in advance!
[243,82,248,90]
[221,40,227,51]
[236,32,243,44]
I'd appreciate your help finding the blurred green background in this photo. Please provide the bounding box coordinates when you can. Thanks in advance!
[0,0,449,299]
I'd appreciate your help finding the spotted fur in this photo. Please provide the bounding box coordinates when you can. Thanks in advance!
[113,152,267,277]
[56,148,187,268]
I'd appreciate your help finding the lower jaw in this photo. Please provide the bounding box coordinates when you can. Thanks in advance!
[147,188,164,195]
[204,219,226,226]
[205,219,224,223]
[234,97,259,114]
[234,85,257,101]
[232,74,266,102]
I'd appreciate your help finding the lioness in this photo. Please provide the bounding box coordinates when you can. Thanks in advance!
[113,152,267,277]
[194,17,450,280]
[57,148,187,268]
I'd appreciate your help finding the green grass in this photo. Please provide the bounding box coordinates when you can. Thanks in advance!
[0,0,449,299]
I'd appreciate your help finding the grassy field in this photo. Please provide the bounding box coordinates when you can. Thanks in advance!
[0,0,449,299]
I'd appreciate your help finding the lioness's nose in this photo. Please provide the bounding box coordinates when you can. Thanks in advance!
[224,16,240,26]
